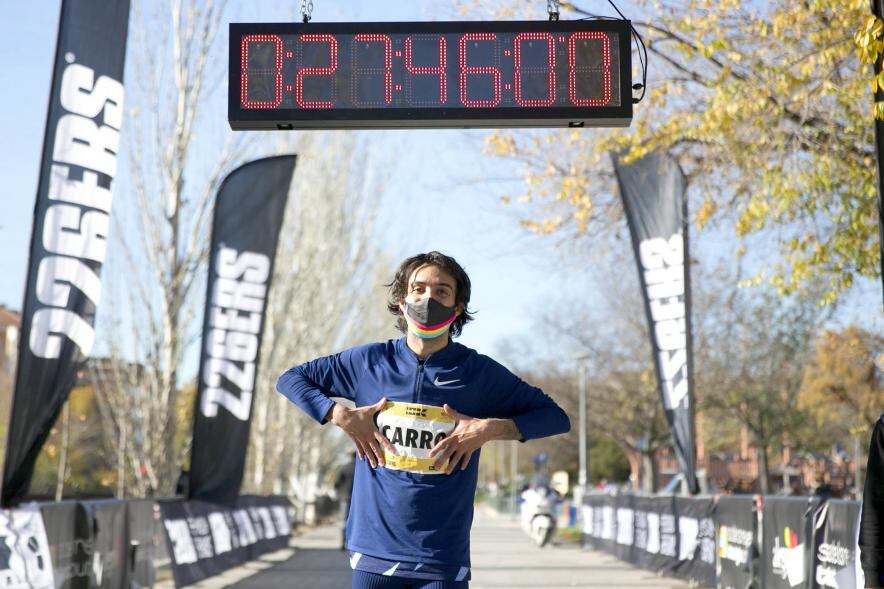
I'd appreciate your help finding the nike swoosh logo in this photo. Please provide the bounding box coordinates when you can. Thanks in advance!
[433,377,460,386]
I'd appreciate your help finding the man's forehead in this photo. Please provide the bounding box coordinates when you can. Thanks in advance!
[409,264,455,287]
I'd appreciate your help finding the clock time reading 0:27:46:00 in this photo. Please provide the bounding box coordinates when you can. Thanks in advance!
[228,21,632,129]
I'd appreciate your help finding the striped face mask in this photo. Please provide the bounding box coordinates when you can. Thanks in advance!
[402,298,457,339]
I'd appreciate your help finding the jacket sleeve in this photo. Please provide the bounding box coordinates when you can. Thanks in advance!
[276,344,369,425]
[481,357,570,442]
[860,414,884,588]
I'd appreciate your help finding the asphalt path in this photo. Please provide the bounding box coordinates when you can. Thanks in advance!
[183,507,692,589]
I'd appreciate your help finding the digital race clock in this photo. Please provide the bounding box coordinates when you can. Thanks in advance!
[229,20,632,130]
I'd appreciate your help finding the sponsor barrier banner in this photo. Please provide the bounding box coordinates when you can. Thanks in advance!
[716,495,758,589]
[189,156,297,504]
[811,500,864,589]
[127,499,157,589]
[762,496,820,589]
[82,500,128,588]
[2,0,131,507]
[614,494,636,563]
[582,494,865,589]
[613,151,698,493]
[649,494,680,575]
[39,500,90,589]
[673,496,716,587]
[0,504,55,589]
[159,494,291,587]
[598,494,618,555]
[630,495,657,570]
[40,499,157,589]
[582,493,682,577]
[581,493,604,550]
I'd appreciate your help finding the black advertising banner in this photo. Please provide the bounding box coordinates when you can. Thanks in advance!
[762,496,819,589]
[2,0,131,507]
[40,499,158,589]
[631,495,657,570]
[672,496,716,586]
[0,503,56,588]
[127,499,157,588]
[581,493,605,550]
[82,500,128,588]
[598,493,618,555]
[614,494,636,563]
[39,500,89,589]
[649,494,680,574]
[189,156,296,504]
[812,500,864,589]
[613,151,698,494]
[159,495,291,587]
[716,495,758,589]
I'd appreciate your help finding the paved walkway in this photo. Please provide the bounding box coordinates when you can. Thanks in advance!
[187,507,691,588]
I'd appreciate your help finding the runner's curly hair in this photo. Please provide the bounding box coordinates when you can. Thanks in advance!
[386,251,475,337]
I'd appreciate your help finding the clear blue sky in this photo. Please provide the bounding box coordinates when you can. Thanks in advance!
[0,1,581,375]
[1,1,881,384]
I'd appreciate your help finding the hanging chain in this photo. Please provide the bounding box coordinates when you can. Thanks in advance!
[547,0,560,20]
[301,0,314,23]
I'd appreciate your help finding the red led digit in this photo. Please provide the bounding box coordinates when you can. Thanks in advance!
[568,32,611,107]
[241,34,283,109]
[296,34,338,109]
[459,33,501,108]
[404,36,447,104]
[353,34,392,105]
[513,32,555,107]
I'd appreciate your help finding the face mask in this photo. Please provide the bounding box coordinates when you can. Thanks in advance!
[402,297,457,339]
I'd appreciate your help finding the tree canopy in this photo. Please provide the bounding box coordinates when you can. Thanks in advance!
[483,0,879,303]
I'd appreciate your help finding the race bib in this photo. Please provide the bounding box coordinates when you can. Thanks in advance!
[375,401,456,474]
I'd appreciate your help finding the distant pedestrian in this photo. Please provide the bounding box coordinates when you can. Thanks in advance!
[860,413,883,588]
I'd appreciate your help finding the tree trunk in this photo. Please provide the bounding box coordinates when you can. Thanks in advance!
[757,445,770,495]
[640,451,658,493]
[55,401,70,501]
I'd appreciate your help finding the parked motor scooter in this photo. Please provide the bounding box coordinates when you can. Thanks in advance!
[519,484,557,547]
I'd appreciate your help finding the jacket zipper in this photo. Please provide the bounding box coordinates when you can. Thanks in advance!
[413,361,425,405]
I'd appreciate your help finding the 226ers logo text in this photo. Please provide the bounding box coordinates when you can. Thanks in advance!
[375,402,455,474]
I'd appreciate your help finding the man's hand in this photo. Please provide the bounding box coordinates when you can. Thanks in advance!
[328,398,397,468]
[429,404,522,475]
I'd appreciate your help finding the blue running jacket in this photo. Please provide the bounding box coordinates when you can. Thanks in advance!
[276,337,570,577]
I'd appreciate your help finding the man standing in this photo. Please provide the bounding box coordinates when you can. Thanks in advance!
[861,413,884,588]
[277,251,570,589]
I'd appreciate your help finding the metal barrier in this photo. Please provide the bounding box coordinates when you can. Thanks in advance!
[0,494,295,588]
[581,493,865,589]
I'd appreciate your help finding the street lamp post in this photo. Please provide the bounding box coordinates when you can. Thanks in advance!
[578,361,588,492]
[573,352,591,513]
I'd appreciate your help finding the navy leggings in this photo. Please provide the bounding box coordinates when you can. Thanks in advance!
[352,570,469,589]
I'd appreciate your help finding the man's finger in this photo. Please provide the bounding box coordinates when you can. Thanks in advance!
[446,450,465,475]
[429,433,456,456]
[361,439,377,467]
[429,436,450,458]
[459,450,474,471]
[375,432,398,455]
[442,403,461,420]
[352,439,365,461]
[433,446,455,471]
[368,439,386,467]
